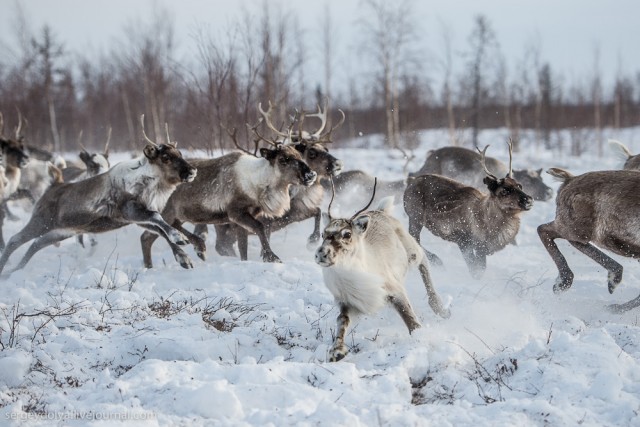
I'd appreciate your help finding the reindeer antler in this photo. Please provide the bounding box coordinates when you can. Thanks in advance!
[0,112,4,136]
[77,129,87,153]
[506,138,514,178]
[14,107,23,140]
[327,175,336,221]
[350,177,378,220]
[140,114,159,147]
[477,145,498,180]
[258,101,289,140]
[104,126,112,156]
[165,123,177,147]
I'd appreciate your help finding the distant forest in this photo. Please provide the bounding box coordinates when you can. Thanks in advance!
[1,0,638,157]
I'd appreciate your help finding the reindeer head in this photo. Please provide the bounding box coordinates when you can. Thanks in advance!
[140,115,197,185]
[78,127,111,176]
[478,141,533,212]
[0,112,29,169]
[259,144,317,187]
[315,178,377,267]
[259,100,345,178]
[511,168,553,201]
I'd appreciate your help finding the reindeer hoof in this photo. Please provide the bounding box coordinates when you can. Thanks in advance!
[197,250,206,261]
[426,252,444,267]
[261,251,282,263]
[169,230,188,246]
[439,307,451,319]
[174,252,194,269]
[553,279,572,294]
[607,270,623,294]
[606,303,626,314]
[329,345,349,362]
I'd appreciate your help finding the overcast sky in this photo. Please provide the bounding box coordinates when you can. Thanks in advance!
[1,0,639,94]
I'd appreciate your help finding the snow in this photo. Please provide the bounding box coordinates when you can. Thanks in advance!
[1,127,640,426]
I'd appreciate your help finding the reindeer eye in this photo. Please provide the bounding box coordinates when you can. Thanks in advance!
[341,230,352,239]
[517,184,523,190]
[161,154,170,163]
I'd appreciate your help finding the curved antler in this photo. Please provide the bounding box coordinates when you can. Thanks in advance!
[350,177,377,220]
[140,114,158,147]
[14,107,23,139]
[327,175,336,221]
[476,145,498,180]
[104,127,112,156]
[258,101,289,139]
[76,130,87,153]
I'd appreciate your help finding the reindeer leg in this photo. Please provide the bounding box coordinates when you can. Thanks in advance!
[213,224,238,258]
[139,225,193,269]
[568,241,623,294]
[236,227,249,261]
[306,207,322,248]
[388,293,422,333]
[10,230,75,273]
[0,203,6,251]
[607,293,640,313]
[329,303,352,362]
[121,200,186,246]
[140,230,160,269]
[418,262,451,318]
[460,243,485,279]
[408,219,443,267]
[229,211,281,263]
[0,221,48,275]
[171,221,206,261]
[538,222,575,293]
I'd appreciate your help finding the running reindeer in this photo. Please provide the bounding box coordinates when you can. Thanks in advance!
[315,179,450,362]
[140,104,318,268]
[538,168,640,313]
[0,115,197,275]
[404,140,533,278]
[208,100,344,258]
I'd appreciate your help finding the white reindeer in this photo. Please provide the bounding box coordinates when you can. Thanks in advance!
[315,181,450,361]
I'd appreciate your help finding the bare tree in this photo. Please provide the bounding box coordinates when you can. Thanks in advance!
[437,19,457,145]
[359,0,417,148]
[591,44,603,157]
[464,14,499,148]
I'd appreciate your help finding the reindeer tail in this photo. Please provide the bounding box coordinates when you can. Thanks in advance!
[608,139,633,160]
[546,167,574,182]
[375,196,394,214]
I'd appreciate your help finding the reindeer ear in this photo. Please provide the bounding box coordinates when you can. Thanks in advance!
[483,176,500,193]
[259,147,277,163]
[143,145,159,160]
[79,151,91,163]
[352,214,370,234]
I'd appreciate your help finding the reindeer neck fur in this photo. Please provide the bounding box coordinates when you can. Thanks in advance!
[472,196,522,252]
[109,156,177,212]
[291,181,324,211]
[234,154,292,218]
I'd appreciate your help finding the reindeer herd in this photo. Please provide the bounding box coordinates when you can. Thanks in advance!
[0,104,639,361]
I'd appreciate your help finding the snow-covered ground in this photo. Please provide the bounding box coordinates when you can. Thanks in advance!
[1,128,640,426]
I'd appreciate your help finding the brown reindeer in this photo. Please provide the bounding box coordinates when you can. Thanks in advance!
[203,101,344,258]
[139,113,318,268]
[537,168,640,312]
[410,145,553,201]
[0,115,197,276]
[403,141,533,278]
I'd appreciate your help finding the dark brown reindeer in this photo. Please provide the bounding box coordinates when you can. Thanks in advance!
[404,141,533,278]
[410,145,553,201]
[609,139,640,171]
[139,107,318,268]
[208,100,344,258]
[537,168,640,313]
[0,115,197,276]
[316,179,450,361]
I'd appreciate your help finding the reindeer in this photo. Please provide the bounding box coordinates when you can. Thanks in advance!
[208,101,344,258]
[63,128,111,182]
[537,168,640,313]
[315,179,450,362]
[608,139,640,171]
[0,115,197,276]
[403,141,533,278]
[139,108,318,268]
[0,112,31,249]
[410,145,553,201]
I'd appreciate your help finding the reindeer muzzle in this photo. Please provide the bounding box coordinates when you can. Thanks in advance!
[303,170,318,186]
[520,194,534,211]
[329,159,343,177]
[182,167,198,183]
